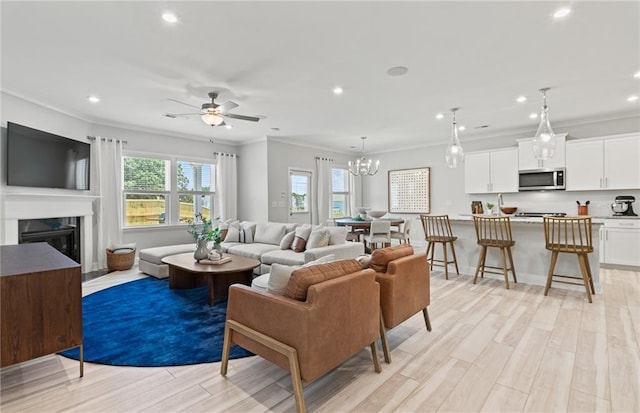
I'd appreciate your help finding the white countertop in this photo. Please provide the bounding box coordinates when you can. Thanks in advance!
[451,214,605,224]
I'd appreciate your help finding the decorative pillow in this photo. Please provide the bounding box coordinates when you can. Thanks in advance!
[356,254,372,269]
[291,225,312,253]
[267,263,299,295]
[370,244,414,273]
[306,228,330,250]
[326,226,348,245]
[224,222,242,242]
[254,222,287,245]
[280,231,296,250]
[303,254,336,267]
[285,259,361,301]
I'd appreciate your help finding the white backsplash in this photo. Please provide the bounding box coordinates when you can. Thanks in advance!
[465,189,640,217]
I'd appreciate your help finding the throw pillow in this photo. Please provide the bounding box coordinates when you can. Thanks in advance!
[370,244,414,273]
[280,231,296,250]
[267,263,299,295]
[285,259,361,301]
[356,254,372,269]
[224,222,242,242]
[326,226,348,245]
[240,222,256,243]
[306,228,330,250]
[291,225,312,253]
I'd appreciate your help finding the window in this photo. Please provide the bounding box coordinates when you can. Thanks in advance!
[123,155,215,227]
[331,167,350,218]
[290,173,310,213]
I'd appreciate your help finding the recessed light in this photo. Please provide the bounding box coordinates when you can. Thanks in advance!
[634,71,640,79]
[458,125,466,131]
[529,113,538,119]
[516,96,527,103]
[162,12,178,23]
[87,95,100,104]
[387,66,409,77]
[628,95,639,102]
[553,7,571,19]
[333,86,343,95]
[224,124,232,130]
[435,113,444,120]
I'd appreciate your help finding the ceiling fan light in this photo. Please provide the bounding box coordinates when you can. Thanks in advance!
[201,112,224,126]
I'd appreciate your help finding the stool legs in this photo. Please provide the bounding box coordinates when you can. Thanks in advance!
[450,241,460,275]
[544,251,559,296]
[426,240,460,280]
[473,246,487,284]
[577,253,593,303]
[544,250,594,303]
[474,246,516,289]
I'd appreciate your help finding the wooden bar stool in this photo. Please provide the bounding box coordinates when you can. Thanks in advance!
[420,214,459,279]
[543,216,595,303]
[472,215,517,289]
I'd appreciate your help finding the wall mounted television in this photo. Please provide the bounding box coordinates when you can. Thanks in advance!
[6,122,91,190]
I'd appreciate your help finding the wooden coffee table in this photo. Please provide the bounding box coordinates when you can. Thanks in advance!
[161,253,260,306]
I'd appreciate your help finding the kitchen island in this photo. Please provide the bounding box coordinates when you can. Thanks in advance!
[443,215,604,293]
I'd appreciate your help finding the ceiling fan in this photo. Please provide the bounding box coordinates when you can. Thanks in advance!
[165,92,260,127]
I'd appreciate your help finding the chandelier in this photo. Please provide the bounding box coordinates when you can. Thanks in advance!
[348,137,379,176]
[445,107,464,168]
[532,87,556,160]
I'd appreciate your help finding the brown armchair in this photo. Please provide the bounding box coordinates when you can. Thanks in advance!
[221,259,381,413]
[371,244,431,363]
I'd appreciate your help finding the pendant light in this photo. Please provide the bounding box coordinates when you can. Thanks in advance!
[348,137,379,176]
[445,107,464,168]
[532,87,556,160]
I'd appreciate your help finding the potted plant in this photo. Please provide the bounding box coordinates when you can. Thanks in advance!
[486,202,495,215]
[187,213,222,262]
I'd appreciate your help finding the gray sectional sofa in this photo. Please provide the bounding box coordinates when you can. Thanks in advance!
[138,221,364,279]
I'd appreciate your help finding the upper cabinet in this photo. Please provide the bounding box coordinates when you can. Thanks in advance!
[517,134,567,170]
[566,133,640,191]
[465,148,518,193]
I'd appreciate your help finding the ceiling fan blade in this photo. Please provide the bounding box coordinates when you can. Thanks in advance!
[217,101,239,114]
[166,112,199,116]
[168,98,201,109]
[223,113,260,122]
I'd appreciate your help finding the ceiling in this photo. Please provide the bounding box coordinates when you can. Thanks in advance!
[2,1,639,154]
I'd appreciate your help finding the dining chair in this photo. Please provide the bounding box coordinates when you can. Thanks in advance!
[365,220,391,251]
[390,218,412,245]
[472,215,517,289]
[543,216,595,303]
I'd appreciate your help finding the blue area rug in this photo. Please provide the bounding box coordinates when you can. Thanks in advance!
[60,277,253,367]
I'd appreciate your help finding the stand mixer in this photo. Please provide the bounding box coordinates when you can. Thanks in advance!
[611,195,637,216]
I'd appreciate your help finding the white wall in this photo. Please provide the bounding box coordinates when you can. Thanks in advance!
[238,139,269,222]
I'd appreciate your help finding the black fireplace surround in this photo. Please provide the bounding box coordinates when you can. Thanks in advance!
[18,217,81,264]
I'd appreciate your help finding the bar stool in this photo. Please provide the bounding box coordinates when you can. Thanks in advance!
[472,215,517,289]
[420,214,459,279]
[543,216,595,303]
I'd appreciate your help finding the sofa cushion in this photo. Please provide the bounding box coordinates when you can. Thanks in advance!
[251,273,270,292]
[226,243,279,260]
[280,231,295,249]
[261,248,306,266]
[306,228,330,249]
[370,244,414,273]
[240,221,256,243]
[138,243,196,265]
[285,259,361,301]
[224,221,242,242]
[291,225,312,253]
[326,226,348,245]
[267,263,296,295]
[254,222,286,245]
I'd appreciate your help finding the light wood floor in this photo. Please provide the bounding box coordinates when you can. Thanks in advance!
[1,264,639,412]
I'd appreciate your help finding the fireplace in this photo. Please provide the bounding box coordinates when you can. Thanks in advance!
[18,218,81,264]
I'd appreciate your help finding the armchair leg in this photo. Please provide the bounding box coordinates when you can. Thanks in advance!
[422,307,432,332]
[379,311,391,363]
[220,322,232,376]
[370,343,382,373]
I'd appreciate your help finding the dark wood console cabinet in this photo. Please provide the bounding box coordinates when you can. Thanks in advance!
[1,243,83,376]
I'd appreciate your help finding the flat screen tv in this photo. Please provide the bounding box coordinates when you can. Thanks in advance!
[6,122,91,190]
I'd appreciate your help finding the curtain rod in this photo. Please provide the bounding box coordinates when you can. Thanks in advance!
[214,152,239,158]
[315,156,334,162]
[87,136,128,144]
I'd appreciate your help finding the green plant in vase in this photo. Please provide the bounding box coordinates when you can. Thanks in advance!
[486,202,494,215]
[187,213,222,262]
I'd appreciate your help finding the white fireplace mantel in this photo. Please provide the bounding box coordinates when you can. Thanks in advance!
[2,193,99,273]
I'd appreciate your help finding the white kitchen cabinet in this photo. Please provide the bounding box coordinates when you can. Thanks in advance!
[465,148,518,193]
[517,134,566,170]
[602,219,640,267]
[566,133,640,191]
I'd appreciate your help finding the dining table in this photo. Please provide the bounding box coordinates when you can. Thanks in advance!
[335,217,405,250]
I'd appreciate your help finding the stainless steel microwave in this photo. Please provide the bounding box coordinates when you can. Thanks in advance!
[518,168,565,191]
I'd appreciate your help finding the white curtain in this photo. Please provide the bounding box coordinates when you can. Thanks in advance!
[93,137,123,269]
[214,153,238,221]
[315,157,333,225]
[348,173,358,218]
